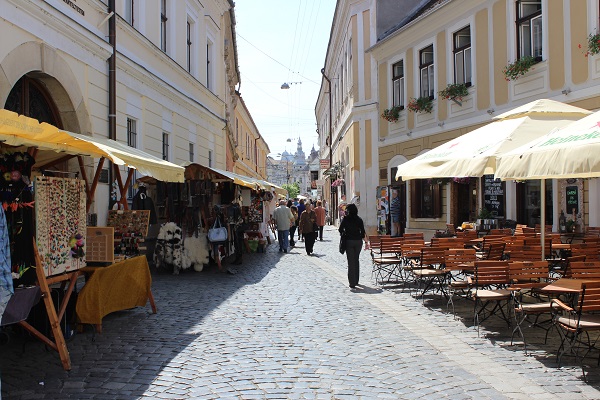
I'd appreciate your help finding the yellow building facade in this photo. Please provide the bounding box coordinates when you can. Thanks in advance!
[232,93,270,180]
[363,0,600,236]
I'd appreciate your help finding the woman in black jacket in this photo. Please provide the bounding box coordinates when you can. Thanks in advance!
[338,204,366,288]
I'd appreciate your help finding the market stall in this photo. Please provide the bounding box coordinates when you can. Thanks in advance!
[0,109,184,370]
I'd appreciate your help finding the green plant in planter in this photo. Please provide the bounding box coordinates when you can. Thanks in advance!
[503,56,537,81]
[580,32,600,57]
[477,208,493,220]
[407,96,434,114]
[381,105,403,123]
[439,83,469,102]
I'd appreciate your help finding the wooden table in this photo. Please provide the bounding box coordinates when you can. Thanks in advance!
[540,278,590,294]
[76,256,156,332]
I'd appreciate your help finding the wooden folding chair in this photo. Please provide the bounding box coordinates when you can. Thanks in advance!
[370,236,403,285]
[412,247,448,300]
[571,243,600,262]
[510,261,555,354]
[470,260,511,335]
[570,261,600,280]
[553,281,600,381]
[445,248,476,317]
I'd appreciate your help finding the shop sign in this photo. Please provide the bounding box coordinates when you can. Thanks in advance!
[566,186,579,215]
[483,175,505,218]
[63,0,85,15]
[320,159,330,169]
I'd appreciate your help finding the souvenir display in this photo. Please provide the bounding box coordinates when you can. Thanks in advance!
[107,210,150,257]
[35,176,87,277]
[248,193,264,223]
[0,152,36,283]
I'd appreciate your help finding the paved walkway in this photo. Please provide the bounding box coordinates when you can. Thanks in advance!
[2,226,600,399]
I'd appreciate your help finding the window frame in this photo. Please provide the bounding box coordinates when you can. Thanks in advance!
[453,26,472,86]
[392,60,405,109]
[419,45,435,99]
[516,0,542,61]
[410,180,442,219]
[124,0,134,26]
[189,142,194,162]
[126,117,137,199]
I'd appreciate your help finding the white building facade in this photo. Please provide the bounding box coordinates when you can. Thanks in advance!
[0,0,239,224]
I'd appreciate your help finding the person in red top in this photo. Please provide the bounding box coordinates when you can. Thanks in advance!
[313,200,326,241]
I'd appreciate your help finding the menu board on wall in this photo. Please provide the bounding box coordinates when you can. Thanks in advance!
[483,175,505,218]
[566,185,579,215]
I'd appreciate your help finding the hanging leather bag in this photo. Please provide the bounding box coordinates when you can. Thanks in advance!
[207,216,228,243]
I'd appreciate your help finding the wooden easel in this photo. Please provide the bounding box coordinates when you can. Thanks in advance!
[15,239,79,370]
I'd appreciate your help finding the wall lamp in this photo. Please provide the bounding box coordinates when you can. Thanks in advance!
[561,87,571,95]
[487,109,495,115]
[407,131,412,137]
[438,122,445,127]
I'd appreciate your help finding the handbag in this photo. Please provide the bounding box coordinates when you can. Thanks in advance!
[207,217,228,243]
[339,234,347,254]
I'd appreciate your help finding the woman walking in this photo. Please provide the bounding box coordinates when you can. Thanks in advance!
[298,203,317,255]
[338,204,366,288]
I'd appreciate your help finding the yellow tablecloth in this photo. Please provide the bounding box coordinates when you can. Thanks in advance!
[76,256,153,325]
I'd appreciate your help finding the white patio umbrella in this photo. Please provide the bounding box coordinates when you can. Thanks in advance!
[495,109,600,179]
[395,99,590,181]
[495,110,600,258]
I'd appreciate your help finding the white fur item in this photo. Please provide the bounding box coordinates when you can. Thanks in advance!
[154,222,184,274]
[182,234,210,272]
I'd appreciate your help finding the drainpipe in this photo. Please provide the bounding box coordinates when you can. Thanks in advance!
[108,0,117,207]
[321,68,334,224]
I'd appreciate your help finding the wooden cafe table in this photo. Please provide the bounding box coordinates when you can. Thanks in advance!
[76,255,157,333]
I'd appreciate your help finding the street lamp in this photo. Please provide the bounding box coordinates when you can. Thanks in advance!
[281,82,302,89]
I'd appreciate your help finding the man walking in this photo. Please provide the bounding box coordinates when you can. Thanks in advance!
[272,199,294,253]
[313,200,326,241]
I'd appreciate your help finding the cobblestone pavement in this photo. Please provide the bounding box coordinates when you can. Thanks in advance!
[2,226,600,399]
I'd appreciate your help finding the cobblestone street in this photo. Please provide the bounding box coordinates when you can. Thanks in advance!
[2,226,600,399]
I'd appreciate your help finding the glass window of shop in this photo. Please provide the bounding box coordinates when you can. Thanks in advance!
[516,180,553,227]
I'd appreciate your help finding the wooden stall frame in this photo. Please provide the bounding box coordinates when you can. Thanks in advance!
[15,239,79,370]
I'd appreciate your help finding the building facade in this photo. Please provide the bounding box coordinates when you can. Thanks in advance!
[232,92,269,179]
[320,0,600,235]
[0,0,239,224]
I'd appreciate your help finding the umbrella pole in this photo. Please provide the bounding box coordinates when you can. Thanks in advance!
[540,178,546,260]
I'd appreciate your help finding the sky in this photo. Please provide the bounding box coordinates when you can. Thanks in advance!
[234,1,337,160]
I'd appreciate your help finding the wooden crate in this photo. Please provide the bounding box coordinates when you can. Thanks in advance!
[86,227,114,263]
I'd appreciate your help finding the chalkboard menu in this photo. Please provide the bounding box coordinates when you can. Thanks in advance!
[483,175,505,218]
[566,185,579,215]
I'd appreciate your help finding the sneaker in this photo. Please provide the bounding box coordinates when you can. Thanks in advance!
[279,248,283,252]
[283,249,287,253]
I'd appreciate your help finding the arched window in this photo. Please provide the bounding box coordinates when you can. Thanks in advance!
[4,75,62,128]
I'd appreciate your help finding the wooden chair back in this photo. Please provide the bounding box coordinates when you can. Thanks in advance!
[473,260,510,287]
[490,228,512,236]
[578,281,600,313]
[535,224,552,233]
[583,236,600,244]
[444,248,476,272]
[377,236,403,257]
[586,226,600,237]
[570,261,600,280]
[430,237,463,249]
[509,261,549,286]
[521,227,537,236]
[561,255,587,278]
[403,232,425,241]
[571,243,600,261]
[419,247,446,268]
[514,224,528,235]
[401,242,426,261]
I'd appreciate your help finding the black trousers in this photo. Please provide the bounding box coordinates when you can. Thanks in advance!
[304,232,316,254]
[318,225,324,240]
[346,239,363,287]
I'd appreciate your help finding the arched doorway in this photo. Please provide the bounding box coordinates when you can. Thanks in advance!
[4,74,63,128]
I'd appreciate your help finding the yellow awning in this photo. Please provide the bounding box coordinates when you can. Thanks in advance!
[0,109,185,183]
[68,132,184,183]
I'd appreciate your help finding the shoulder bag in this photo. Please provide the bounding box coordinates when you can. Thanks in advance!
[207,217,228,243]
[339,233,347,254]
